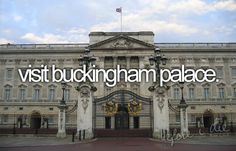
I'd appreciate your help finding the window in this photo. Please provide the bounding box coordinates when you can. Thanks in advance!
[65,68,71,80]
[216,67,223,78]
[176,114,180,123]
[6,68,13,81]
[19,88,26,101]
[189,88,194,99]
[232,67,236,78]
[48,116,54,124]
[204,88,210,99]
[234,88,236,98]
[108,71,115,81]
[64,89,70,101]
[191,115,196,123]
[4,86,12,101]
[33,89,40,101]
[219,88,225,98]
[120,71,126,81]
[173,88,180,99]
[48,88,55,101]
[3,115,8,123]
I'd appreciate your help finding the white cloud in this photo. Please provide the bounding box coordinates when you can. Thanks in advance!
[90,2,199,35]
[0,38,13,44]
[213,0,236,11]
[21,28,89,43]
[2,29,12,35]
[68,27,87,34]
[138,0,236,15]
[21,33,68,43]
[90,0,236,36]
[13,15,23,22]
[90,19,198,35]
[167,0,210,14]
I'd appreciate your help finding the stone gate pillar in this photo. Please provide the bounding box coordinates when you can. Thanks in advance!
[180,107,189,136]
[56,103,68,138]
[151,85,170,139]
[76,83,96,140]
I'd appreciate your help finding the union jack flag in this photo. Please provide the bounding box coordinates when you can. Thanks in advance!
[116,7,122,13]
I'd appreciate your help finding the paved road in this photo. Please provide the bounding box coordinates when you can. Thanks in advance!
[0,136,235,151]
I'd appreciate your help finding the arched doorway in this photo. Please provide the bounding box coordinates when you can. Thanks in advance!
[115,105,129,129]
[203,110,214,128]
[17,116,23,128]
[30,112,41,129]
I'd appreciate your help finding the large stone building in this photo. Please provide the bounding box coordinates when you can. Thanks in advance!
[0,31,235,136]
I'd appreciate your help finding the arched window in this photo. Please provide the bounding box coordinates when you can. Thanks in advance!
[33,84,42,101]
[48,84,57,102]
[18,84,27,101]
[187,83,195,100]
[232,82,236,98]
[63,85,72,101]
[202,83,210,100]
[217,83,226,99]
[130,56,139,68]
[4,84,12,101]
[172,83,180,100]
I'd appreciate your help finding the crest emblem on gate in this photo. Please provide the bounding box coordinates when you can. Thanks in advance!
[128,100,142,116]
[102,101,118,116]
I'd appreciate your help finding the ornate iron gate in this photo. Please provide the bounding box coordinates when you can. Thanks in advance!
[93,90,152,132]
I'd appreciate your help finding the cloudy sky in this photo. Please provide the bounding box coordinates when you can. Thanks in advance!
[0,0,236,44]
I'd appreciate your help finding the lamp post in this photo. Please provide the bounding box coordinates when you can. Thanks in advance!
[61,81,67,105]
[149,47,167,80]
[149,47,169,140]
[13,112,16,134]
[178,82,189,136]
[78,48,96,72]
[56,81,68,138]
[230,99,233,132]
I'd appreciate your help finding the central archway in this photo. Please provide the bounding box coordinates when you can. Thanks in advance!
[203,110,214,128]
[115,105,129,129]
[30,111,41,129]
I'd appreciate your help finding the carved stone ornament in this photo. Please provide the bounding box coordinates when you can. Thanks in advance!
[80,88,90,114]
[81,99,89,114]
[80,88,90,98]
[102,101,118,116]
[128,100,142,116]
[157,95,165,113]
[111,39,133,48]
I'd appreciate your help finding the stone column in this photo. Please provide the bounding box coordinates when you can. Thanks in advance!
[56,104,67,138]
[180,108,184,134]
[152,85,169,139]
[185,109,189,134]
[76,83,96,140]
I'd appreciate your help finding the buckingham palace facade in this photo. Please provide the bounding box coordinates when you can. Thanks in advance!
[0,31,236,135]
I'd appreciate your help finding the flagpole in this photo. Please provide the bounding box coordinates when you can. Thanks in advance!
[121,7,122,32]
[116,7,123,32]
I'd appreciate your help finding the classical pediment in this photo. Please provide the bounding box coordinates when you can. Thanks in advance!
[89,35,155,50]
